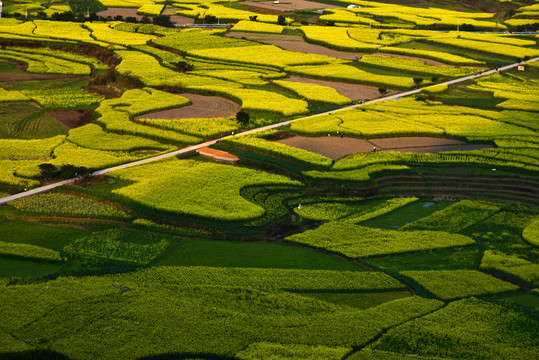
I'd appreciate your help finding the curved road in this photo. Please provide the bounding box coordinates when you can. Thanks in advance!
[0,57,537,205]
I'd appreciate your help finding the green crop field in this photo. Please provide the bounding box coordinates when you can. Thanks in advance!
[0,0,537,358]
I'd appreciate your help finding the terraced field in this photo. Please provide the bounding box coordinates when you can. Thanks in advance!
[0,0,537,359]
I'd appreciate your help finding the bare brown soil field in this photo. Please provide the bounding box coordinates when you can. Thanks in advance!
[134,93,241,120]
[163,6,195,24]
[242,0,341,11]
[97,8,143,20]
[276,136,493,160]
[48,109,93,129]
[225,32,361,60]
[281,76,398,100]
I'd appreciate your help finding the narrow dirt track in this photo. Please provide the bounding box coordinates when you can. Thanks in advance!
[1,57,536,205]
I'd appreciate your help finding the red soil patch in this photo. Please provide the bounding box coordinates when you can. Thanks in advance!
[225,32,361,60]
[198,147,240,162]
[282,76,398,100]
[276,136,493,160]
[47,109,94,129]
[134,93,241,121]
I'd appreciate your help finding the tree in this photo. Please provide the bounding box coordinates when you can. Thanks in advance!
[125,16,138,23]
[153,15,173,27]
[114,15,124,21]
[378,88,387,95]
[413,77,424,87]
[88,12,99,22]
[431,76,438,83]
[236,110,250,128]
[174,61,194,72]
[38,163,57,179]
[140,16,151,24]
[277,15,286,26]
[204,15,218,24]
[249,15,258,21]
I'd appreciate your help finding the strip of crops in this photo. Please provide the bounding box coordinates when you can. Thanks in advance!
[300,26,380,52]
[348,28,412,46]
[96,110,202,145]
[193,69,284,86]
[68,124,172,152]
[114,50,184,87]
[480,250,539,287]
[152,29,255,52]
[358,54,476,78]
[0,135,65,160]
[0,19,36,37]
[420,37,539,60]
[369,298,538,360]
[191,86,310,116]
[522,217,539,247]
[0,160,42,188]
[400,270,519,300]
[224,132,333,169]
[0,241,62,263]
[33,20,98,44]
[231,20,285,34]
[379,46,485,65]
[0,275,442,357]
[304,164,410,182]
[402,200,500,233]
[295,197,416,222]
[422,84,448,94]
[110,158,302,221]
[64,229,171,265]
[286,63,417,89]
[319,9,378,26]
[10,193,130,219]
[7,46,108,71]
[0,88,30,102]
[0,50,91,76]
[137,4,165,16]
[106,265,405,292]
[189,45,339,70]
[139,117,239,138]
[286,223,474,258]
[273,80,351,105]
[85,22,157,45]
[236,342,351,359]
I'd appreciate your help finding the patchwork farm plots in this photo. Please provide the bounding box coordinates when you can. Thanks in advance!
[0,0,538,358]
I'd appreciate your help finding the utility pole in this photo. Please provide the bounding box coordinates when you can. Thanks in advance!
[457,20,459,32]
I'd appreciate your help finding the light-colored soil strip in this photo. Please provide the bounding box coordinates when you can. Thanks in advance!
[241,0,341,11]
[225,32,362,60]
[276,136,494,160]
[134,93,241,121]
[162,6,195,24]
[281,76,398,100]
[97,8,143,20]
[198,147,240,162]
